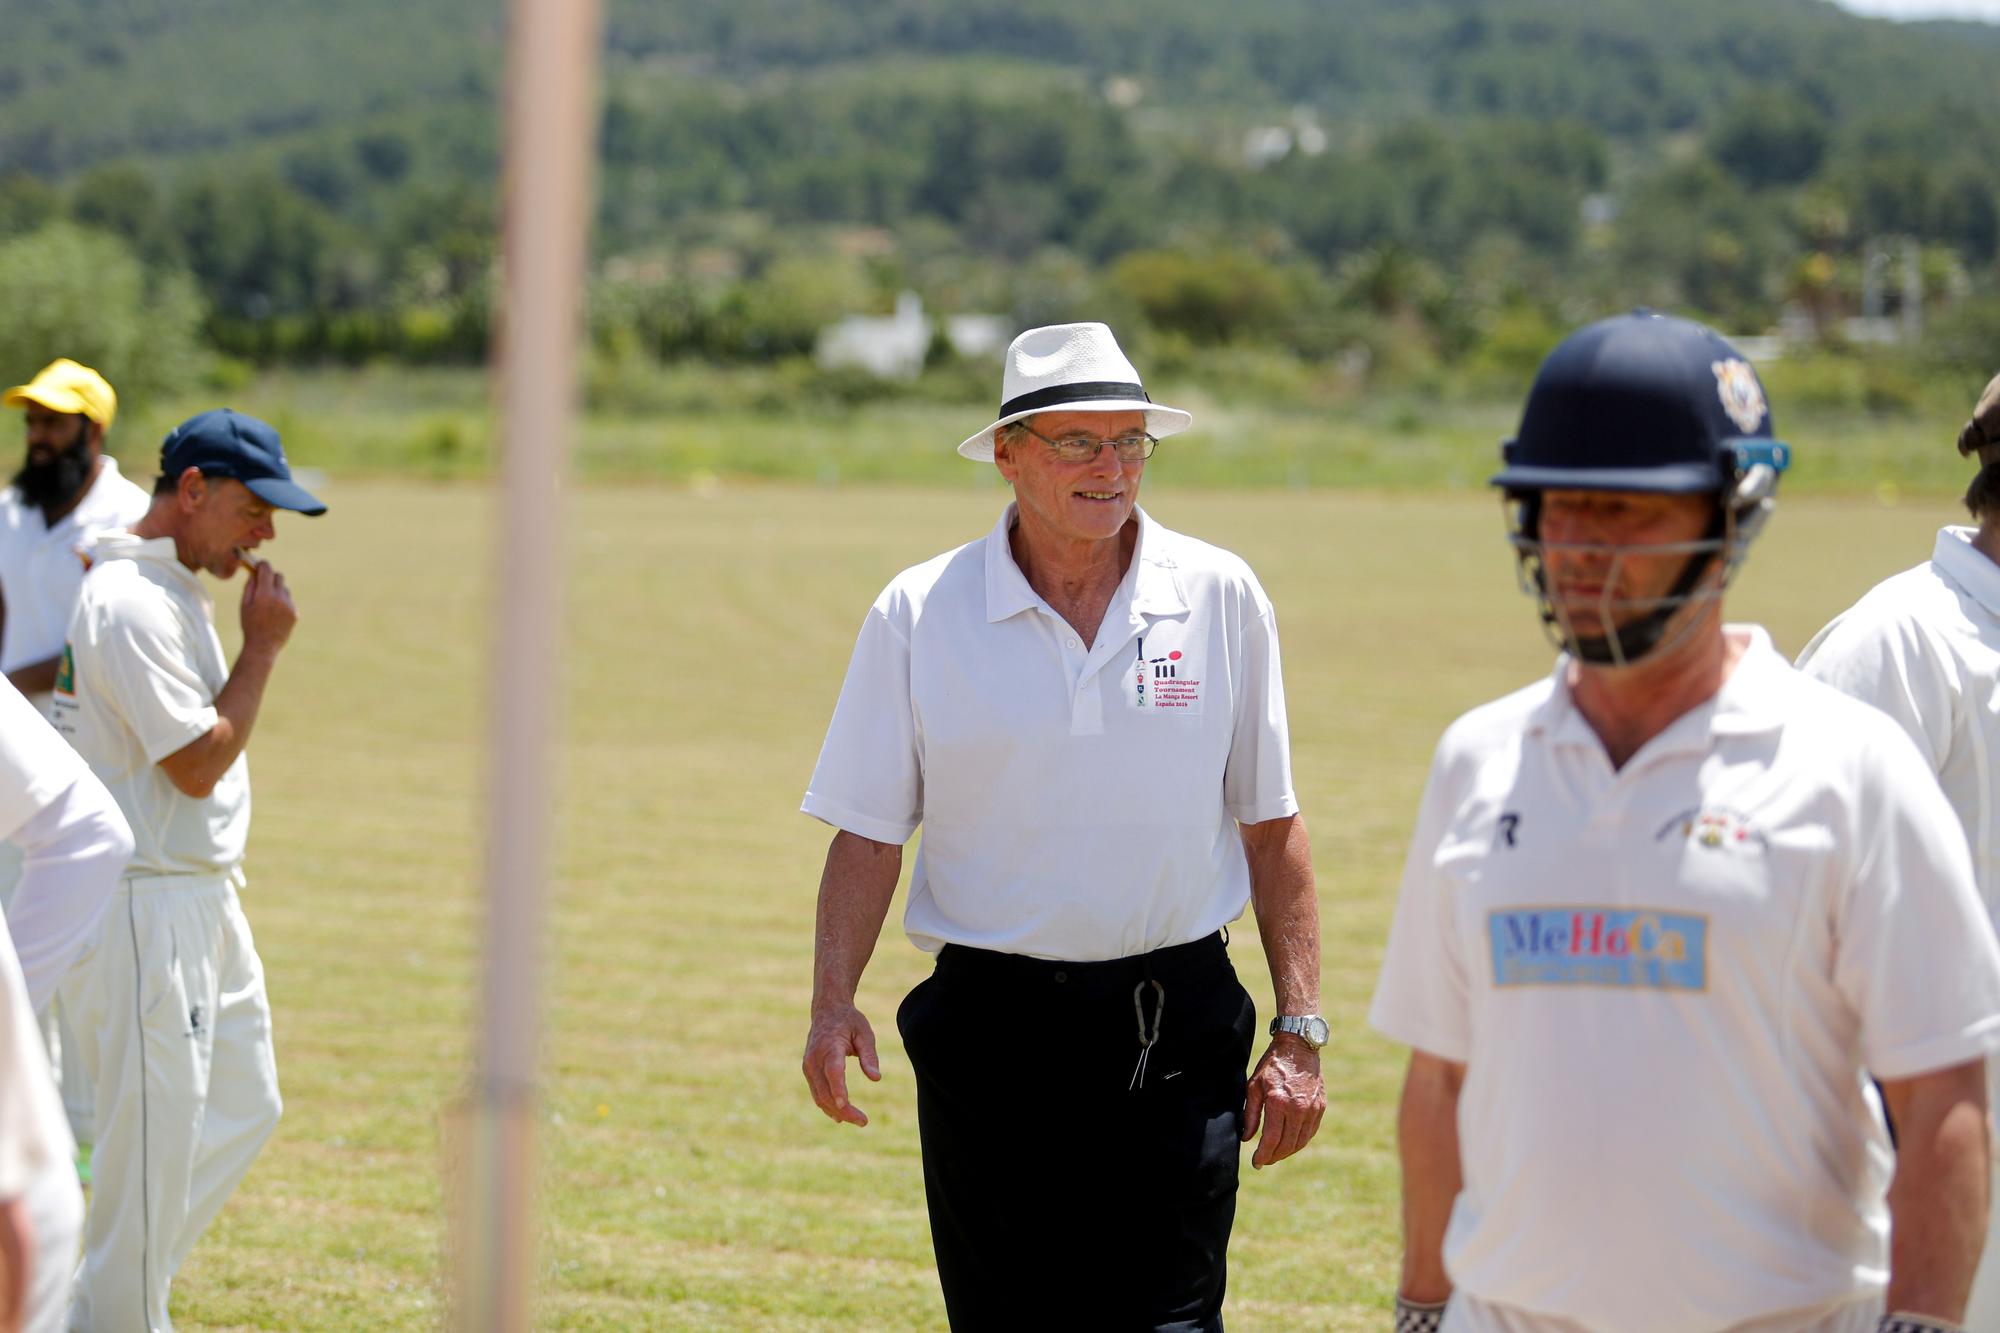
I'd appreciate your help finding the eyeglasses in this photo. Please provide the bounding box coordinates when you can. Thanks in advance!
[1016,423,1159,463]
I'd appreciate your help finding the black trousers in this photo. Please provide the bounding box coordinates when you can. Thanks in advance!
[897,932,1256,1333]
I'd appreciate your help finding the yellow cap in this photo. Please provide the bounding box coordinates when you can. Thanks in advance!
[2,359,116,429]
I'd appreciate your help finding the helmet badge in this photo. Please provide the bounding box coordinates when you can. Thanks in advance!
[1711,359,1767,435]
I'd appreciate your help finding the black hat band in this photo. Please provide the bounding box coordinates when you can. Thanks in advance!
[999,381,1151,420]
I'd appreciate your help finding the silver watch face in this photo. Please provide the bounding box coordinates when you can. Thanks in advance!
[1303,1015,1330,1048]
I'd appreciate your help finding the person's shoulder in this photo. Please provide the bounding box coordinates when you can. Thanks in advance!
[870,533,987,626]
[1144,517,1254,578]
[1141,516,1269,609]
[1436,677,1555,758]
[76,544,173,617]
[97,459,152,522]
[1800,560,1964,678]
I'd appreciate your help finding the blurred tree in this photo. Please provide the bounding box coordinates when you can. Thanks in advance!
[1710,88,1827,188]
[0,222,204,405]
[0,171,59,240]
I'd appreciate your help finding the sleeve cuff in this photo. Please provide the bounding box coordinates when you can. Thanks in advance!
[140,705,219,767]
[1228,793,1300,825]
[1867,1013,2000,1082]
[799,793,917,847]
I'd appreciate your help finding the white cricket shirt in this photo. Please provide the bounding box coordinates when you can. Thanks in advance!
[0,681,131,1010]
[0,681,85,841]
[0,913,70,1201]
[1798,526,2000,917]
[0,456,149,711]
[803,504,1299,962]
[50,532,250,878]
[1370,626,2000,1333]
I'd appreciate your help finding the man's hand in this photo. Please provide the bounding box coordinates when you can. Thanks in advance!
[1242,1032,1324,1168]
[239,558,297,657]
[803,1001,882,1127]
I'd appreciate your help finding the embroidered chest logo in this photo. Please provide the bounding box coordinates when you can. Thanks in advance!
[1129,635,1202,713]
[1488,908,1708,991]
[53,644,75,697]
[1656,807,1766,853]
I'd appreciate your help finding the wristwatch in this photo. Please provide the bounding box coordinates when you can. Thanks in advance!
[1270,1014,1330,1050]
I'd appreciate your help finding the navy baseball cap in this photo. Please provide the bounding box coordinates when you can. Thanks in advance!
[160,408,327,516]
[1492,310,1789,494]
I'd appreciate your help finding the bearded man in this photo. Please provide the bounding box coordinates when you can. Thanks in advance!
[0,359,149,707]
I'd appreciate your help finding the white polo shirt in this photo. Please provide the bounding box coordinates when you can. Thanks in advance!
[803,504,1299,962]
[1798,526,2000,917]
[1370,626,2000,1333]
[50,532,249,878]
[0,457,149,711]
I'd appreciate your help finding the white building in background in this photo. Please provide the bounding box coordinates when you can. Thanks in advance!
[816,292,1011,380]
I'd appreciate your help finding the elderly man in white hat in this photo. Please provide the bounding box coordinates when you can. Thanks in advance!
[801,322,1325,1330]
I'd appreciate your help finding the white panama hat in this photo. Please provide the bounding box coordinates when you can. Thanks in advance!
[957,322,1193,461]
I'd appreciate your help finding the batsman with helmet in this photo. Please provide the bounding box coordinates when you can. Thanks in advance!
[1370,311,2000,1333]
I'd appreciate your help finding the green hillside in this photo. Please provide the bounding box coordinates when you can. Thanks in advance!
[0,0,1992,406]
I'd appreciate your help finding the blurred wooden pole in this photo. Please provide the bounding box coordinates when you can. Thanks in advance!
[458,0,600,1328]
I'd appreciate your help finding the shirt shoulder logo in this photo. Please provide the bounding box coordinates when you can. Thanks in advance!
[53,643,75,697]
[1488,907,1708,991]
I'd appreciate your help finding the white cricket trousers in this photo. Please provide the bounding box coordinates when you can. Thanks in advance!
[1443,1291,1881,1333]
[58,871,281,1333]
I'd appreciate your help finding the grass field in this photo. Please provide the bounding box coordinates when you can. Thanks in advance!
[154,476,1959,1330]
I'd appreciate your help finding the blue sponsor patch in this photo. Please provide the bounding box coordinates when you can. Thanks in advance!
[1488,908,1707,991]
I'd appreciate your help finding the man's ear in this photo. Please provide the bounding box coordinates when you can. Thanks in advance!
[177,467,207,511]
[86,420,107,454]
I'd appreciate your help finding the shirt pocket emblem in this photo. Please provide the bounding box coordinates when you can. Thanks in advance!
[1127,635,1203,714]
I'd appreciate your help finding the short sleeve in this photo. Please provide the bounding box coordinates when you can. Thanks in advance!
[800,605,922,845]
[0,684,84,841]
[87,589,217,766]
[1222,598,1299,825]
[1797,609,1956,774]
[1369,742,1473,1062]
[1835,723,2000,1079]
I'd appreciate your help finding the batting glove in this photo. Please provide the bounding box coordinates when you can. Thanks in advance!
[1395,1294,1446,1333]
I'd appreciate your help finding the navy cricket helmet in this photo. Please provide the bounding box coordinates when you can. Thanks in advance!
[1493,310,1790,666]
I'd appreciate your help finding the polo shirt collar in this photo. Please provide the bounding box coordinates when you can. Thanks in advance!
[1933,525,2000,617]
[983,504,1187,625]
[1528,623,1792,756]
[87,530,207,600]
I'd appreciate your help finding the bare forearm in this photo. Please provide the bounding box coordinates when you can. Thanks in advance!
[1241,814,1319,1013]
[4,656,57,697]
[810,830,902,1012]
[0,1195,29,1333]
[158,644,279,796]
[1884,1061,1990,1320]
[1399,1052,1465,1304]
